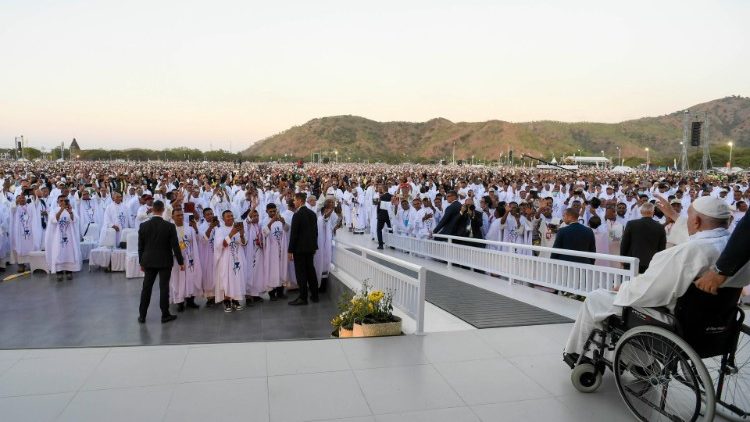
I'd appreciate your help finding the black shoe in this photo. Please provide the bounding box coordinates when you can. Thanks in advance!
[56,272,63,282]
[66,271,73,280]
[185,297,199,309]
[311,296,320,303]
[138,316,146,324]
[288,298,308,306]
[177,303,185,312]
[206,298,215,308]
[252,296,264,303]
[161,314,177,323]
[245,299,254,307]
[318,279,328,293]
[377,246,384,250]
[269,292,278,301]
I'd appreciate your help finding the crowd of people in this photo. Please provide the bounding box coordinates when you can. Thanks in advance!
[0,159,748,321]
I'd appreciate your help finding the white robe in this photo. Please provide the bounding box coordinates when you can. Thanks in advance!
[261,220,287,290]
[198,221,216,297]
[10,203,42,263]
[100,202,131,246]
[170,224,203,303]
[314,213,337,283]
[281,209,297,288]
[564,228,731,355]
[77,199,101,236]
[243,221,265,296]
[45,209,82,273]
[213,225,246,301]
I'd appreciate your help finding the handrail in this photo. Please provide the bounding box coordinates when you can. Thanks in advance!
[411,230,638,266]
[332,239,427,334]
[335,239,423,272]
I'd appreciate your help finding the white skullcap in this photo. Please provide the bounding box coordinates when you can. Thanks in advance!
[692,196,731,219]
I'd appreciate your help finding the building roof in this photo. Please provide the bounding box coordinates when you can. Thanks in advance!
[70,138,80,150]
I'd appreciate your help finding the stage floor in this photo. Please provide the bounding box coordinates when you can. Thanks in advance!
[0,266,344,349]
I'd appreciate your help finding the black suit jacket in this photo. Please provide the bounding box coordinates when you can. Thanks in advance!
[620,217,666,273]
[288,206,319,255]
[376,193,393,222]
[550,222,597,265]
[138,216,184,269]
[433,200,461,235]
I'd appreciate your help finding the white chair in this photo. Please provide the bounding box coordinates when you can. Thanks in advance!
[111,249,127,272]
[89,228,115,270]
[125,231,143,278]
[79,223,99,261]
[28,251,49,273]
[120,228,136,246]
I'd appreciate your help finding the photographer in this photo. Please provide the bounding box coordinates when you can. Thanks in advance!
[47,195,82,281]
[454,198,484,247]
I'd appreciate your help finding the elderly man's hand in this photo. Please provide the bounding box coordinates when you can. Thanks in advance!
[694,271,726,295]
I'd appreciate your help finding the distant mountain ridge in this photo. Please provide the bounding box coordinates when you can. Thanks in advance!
[242,96,750,162]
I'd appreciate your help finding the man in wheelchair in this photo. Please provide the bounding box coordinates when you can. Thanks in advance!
[563,195,735,365]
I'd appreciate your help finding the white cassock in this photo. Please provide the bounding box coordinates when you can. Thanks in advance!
[0,199,11,264]
[35,197,50,245]
[77,199,101,237]
[100,202,130,246]
[170,224,203,304]
[414,208,434,239]
[592,225,610,265]
[564,228,730,356]
[243,221,265,297]
[45,209,82,273]
[262,220,288,291]
[352,194,367,234]
[281,209,297,288]
[486,218,504,251]
[502,215,520,252]
[198,222,216,298]
[213,225,246,301]
[10,203,42,264]
[314,213,338,284]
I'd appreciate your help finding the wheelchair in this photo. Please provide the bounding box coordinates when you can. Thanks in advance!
[564,285,749,421]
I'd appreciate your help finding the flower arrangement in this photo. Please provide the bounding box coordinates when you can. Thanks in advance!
[331,281,400,337]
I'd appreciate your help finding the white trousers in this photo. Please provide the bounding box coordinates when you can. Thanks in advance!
[564,289,621,355]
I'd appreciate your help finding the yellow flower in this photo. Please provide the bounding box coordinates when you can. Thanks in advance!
[368,303,375,312]
[368,291,384,303]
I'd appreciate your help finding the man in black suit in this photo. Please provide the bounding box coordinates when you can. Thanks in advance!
[551,208,597,265]
[288,192,319,306]
[432,190,461,237]
[620,202,666,273]
[375,184,393,250]
[137,200,184,323]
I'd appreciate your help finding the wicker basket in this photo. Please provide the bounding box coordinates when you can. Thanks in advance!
[352,317,402,337]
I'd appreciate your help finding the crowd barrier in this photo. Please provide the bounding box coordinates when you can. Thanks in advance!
[332,239,426,334]
[383,230,639,296]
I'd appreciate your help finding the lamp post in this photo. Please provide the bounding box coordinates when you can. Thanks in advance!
[616,146,621,166]
[335,150,338,163]
[645,148,650,169]
[728,141,733,168]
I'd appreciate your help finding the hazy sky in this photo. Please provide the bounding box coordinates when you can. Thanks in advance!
[1,0,748,151]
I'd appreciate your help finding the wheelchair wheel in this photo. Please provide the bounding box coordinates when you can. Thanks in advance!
[614,326,715,422]
[705,323,750,421]
[570,363,602,393]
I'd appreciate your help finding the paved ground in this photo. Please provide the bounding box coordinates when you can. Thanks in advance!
[0,323,649,422]
[0,266,345,348]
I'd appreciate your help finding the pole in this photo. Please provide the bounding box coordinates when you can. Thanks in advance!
[680,110,689,172]
[452,142,455,166]
[728,142,733,168]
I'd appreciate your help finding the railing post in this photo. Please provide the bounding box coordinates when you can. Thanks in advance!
[416,267,427,335]
[446,237,452,268]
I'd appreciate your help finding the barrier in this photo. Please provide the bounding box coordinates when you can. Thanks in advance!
[332,239,427,334]
[383,231,638,296]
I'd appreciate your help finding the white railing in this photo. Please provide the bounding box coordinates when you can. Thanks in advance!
[383,230,638,296]
[332,239,427,334]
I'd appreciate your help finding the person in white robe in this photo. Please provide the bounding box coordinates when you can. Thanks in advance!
[214,210,247,312]
[0,196,11,270]
[563,196,733,359]
[314,200,338,290]
[45,196,82,280]
[169,209,202,312]
[243,209,265,303]
[100,192,131,246]
[351,189,367,234]
[77,189,101,237]
[261,203,288,300]
[10,196,42,272]
[281,198,298,289]
[198,208,219,307]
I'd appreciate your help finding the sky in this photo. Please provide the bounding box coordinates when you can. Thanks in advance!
[1,0,749,151]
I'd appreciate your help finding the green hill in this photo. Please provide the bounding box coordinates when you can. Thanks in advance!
[242,96,750,164]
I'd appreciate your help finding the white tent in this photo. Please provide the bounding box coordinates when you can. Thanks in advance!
[612,165,634,173]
